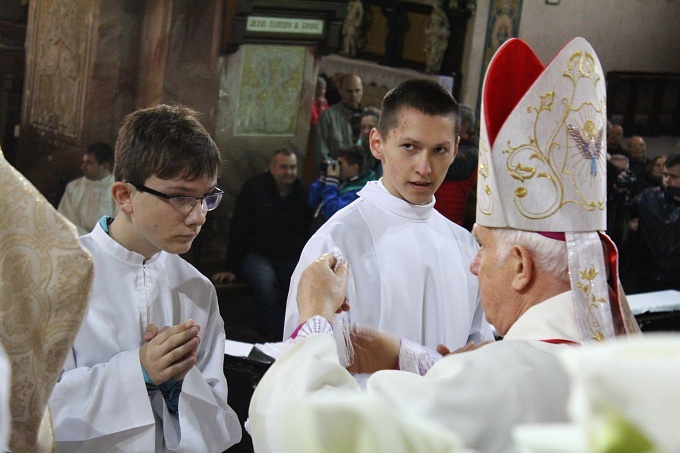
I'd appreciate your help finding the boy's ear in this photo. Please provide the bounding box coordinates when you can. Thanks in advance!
[111,181,133,214]
[369,128,383,160]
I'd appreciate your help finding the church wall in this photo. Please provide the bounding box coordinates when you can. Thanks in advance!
[214,44,319,229]
[459,0,680,110]
[18,0,142,205]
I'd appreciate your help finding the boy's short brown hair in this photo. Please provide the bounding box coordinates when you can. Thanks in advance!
[114,104,221,184]
[378,79,460,138]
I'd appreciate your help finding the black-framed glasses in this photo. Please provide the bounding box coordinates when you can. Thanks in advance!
[127,182,223,214]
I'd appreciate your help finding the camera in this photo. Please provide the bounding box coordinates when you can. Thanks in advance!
[615,171,637,191]
[320,158,338,174]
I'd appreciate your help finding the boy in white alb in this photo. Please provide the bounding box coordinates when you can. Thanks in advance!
[284,79,494,353]
[49,105,241,452]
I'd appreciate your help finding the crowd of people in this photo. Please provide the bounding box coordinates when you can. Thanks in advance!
[2,34,678,453]
[604,122,680,294]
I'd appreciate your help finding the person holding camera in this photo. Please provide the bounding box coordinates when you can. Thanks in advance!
[212,148,313,341]
[309,146,377,232]
[606,154,638,281]
[625,153,680,294]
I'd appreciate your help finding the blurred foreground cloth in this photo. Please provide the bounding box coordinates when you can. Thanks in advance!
[0,147,93,452]
[563,334,680,452]
[514,334,680,453]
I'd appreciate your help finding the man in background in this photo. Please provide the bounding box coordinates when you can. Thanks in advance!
[626,135,649,179]
[607,122,625,156]
[58,142,117,235]
[213,149,313,341]
[626,153,680,293]
[316,73,365,165]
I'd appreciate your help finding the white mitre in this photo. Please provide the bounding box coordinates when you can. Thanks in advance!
[477,37,639,343]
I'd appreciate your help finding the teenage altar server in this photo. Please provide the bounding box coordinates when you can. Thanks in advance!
[49,105,241,452]
[284,79,494,361]
[249,38,640,453]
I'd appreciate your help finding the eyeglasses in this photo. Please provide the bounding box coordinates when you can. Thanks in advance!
[127,182,223,214]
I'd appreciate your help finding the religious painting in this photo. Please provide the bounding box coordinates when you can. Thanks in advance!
[481,0,523,79]
[234,45,306,136]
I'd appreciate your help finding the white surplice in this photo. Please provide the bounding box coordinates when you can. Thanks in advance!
[250,292,579,453]
[57,174,118,235]
[50,223,241,452]
[284,180,494,350]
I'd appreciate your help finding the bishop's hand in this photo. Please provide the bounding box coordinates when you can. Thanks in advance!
[297,253,350,323]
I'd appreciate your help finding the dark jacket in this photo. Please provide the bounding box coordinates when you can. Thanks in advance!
[225,172,313,272]
[628,187,680,290]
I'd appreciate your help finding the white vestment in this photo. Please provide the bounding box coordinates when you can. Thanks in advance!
[0,345,10,452]
[57,174,118,235]
[284,180,494,350]
[50,223,242,452]
[1,148,94,451]
[251,292,579,453]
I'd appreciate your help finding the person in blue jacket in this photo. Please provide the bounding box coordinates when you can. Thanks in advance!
[309,145,376,231]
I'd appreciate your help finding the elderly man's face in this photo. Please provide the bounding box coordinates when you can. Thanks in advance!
[627,137,647,161]
[607,124,623,146]
[269,153,298,191]
[470,224,517,336]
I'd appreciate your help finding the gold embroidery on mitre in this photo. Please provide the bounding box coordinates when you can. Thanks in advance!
[576,265,607,342]
[478,140,493,215]
[563,50,601,86]
[499,48,606,221]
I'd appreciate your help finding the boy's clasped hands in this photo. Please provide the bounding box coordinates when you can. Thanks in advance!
[140,320,201,384]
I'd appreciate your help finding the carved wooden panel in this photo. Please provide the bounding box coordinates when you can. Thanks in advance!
[234,44,306,136]
[24,0,93,143]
